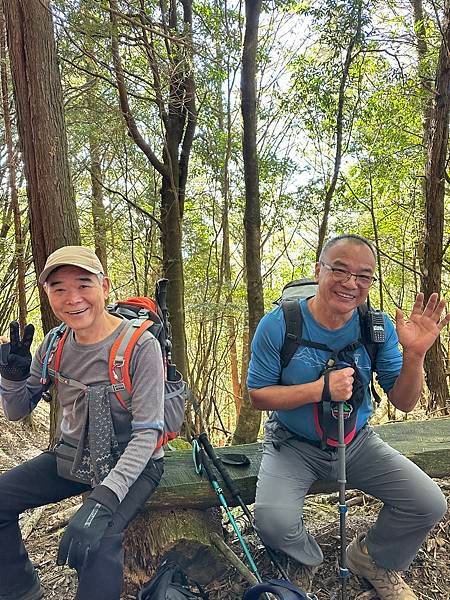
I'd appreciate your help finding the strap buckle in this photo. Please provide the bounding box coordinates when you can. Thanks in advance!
[112,359,125,382]
[110,382,126,392]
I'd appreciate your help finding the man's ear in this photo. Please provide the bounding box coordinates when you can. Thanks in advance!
[314,262,321,281]
[102,276,111,298]
[43,283,49,296]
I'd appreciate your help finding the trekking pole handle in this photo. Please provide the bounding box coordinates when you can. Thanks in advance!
[156,278,169,313]
[198,432,241,498]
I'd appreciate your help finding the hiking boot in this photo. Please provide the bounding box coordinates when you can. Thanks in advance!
[289,562,317,593]
[0,575,43,600]
[346,533,417,600]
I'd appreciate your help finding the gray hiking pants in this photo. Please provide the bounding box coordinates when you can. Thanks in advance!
[254,422,447,571]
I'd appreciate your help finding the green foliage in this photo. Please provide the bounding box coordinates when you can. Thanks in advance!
[1,0,448,433]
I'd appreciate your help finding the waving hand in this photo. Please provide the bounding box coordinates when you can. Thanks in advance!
[395,293,450,356]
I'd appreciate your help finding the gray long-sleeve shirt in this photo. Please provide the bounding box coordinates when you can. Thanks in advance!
[1,318,165,502]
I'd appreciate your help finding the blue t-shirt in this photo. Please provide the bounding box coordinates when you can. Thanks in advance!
[247,299,402,440]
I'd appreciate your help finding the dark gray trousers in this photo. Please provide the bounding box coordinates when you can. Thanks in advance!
[0,451,163,600]
[254,424,446,571]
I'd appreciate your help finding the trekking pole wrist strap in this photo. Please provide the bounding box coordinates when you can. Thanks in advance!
[321,369,333,403]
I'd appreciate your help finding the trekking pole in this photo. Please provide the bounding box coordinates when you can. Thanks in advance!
[198,432,289,581]
[155,278,176,380]
[337,402,349,600]
[192,440,270,596]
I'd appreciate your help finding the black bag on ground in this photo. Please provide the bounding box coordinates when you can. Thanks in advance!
[136,560,208,600]
[243,579,316,599]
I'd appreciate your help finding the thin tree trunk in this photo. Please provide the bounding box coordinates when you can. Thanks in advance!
[89,134,108,275]
[233,0,263,444]
[421,1,450,413]
[223,184,241,416]
[316,0,362,259]
[217,51,241,419]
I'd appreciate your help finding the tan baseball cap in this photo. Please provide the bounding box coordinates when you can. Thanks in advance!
[39,246,104,284]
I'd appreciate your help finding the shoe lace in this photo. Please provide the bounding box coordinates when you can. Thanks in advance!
[374,566,407,589]
[291,564,314,585]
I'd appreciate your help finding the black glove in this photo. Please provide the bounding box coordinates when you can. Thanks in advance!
[56,485,119,571]
[0,321,35,381]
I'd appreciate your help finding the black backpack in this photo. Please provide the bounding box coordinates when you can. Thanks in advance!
[136,561,208,600]
[276,279,385,446]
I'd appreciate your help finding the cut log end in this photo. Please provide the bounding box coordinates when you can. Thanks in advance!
[124,506,227,588]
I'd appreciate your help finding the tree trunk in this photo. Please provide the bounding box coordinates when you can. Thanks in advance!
[233,0,264,445]
[160,172,187,380]
[218,66,242,419]
[2,0,80,336]
[89,134,108,275]
[1,10,35,431]
[109,0,196,381]
[420,0,450,413]
[0,12,27,330]
[3,0,81,447]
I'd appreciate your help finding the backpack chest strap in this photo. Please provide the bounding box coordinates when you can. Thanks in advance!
[281,300,338,367]
[335,341,362,364]
[43,319,155,411]
[46,368,126,399]
[48,368,88,392]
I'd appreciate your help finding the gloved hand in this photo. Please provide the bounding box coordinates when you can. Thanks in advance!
[56,485,119,571]
[0,321,35,381]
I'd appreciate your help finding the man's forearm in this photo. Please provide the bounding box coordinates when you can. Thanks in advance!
[101,427,162,502]
[249,379,324,411]
[388,350,425,412]
[0,378,37,420]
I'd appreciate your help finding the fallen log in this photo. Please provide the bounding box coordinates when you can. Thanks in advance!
[147,417,450,510]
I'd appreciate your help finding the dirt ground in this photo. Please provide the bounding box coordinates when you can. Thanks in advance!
[0,403,449,600]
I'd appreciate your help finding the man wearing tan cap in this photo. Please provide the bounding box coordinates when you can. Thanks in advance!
[0,246,165,600]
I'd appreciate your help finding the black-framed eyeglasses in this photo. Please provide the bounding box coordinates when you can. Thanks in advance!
[320,261,377,289]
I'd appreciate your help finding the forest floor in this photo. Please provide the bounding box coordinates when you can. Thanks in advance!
[0,403,448,600]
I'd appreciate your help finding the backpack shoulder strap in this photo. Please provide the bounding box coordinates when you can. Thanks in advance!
[280,300,303,369]
[44,325,90,392]
[109,318,155,410]
[280,300,333,370]
[40,324,68,385]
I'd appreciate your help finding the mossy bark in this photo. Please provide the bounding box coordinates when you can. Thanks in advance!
[124,506,225,589]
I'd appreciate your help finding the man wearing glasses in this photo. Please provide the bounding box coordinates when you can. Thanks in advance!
[248,234,449,600]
